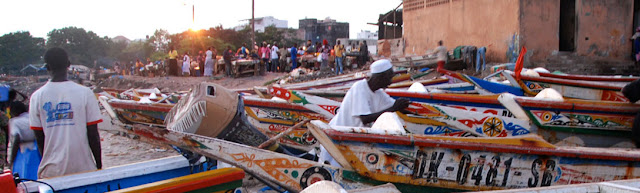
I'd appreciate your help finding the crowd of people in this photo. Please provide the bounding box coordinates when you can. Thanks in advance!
[111,39,372,78]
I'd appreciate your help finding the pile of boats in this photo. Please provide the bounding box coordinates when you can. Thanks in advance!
[22,64,640,192]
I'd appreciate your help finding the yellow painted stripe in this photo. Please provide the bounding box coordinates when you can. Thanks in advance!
[396,112,446,125]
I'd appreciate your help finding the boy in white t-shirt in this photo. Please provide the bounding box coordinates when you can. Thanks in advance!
[30,47,103,179]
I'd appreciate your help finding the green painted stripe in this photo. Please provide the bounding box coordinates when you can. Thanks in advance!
[185,180,242,193]
[525,111,631,137]
[341,170,466,193]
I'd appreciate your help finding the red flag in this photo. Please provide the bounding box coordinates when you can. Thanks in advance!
[514,46,527,80]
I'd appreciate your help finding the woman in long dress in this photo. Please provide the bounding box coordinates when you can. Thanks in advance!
[204,47,215,76]
[182,52,191,76]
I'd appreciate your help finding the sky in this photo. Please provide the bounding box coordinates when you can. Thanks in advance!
[1,0,402,40]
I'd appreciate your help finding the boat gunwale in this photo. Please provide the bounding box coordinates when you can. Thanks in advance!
[537,71,638,82]
[324,129,640,162]
[518,74,624,91]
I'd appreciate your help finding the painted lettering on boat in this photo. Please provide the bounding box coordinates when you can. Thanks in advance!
[412,151,557,188]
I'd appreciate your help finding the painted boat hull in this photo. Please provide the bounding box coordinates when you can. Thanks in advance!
[503,71,629,102]
[310,121,640,191]
[108,101,172,126]
[102,86,640,147]
[124,124,370,192]
[20,156,220,193]
[108,167,244,193]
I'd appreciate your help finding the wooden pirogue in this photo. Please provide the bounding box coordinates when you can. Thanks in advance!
[18,156,235,193]
[308,120,640,191]
[99,82,640,148]
[115,119,640,192]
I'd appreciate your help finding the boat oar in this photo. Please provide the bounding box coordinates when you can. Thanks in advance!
[258,119,311,149]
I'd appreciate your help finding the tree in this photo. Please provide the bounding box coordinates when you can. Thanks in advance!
[106,37,129,63]
[0,31,46,74]
[148,29,171,54]
[46,27,109,67]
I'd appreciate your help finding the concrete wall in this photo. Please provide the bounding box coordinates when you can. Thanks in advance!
[377,38,405,57]
[403,0,520,62]
[519,0,560,62]
[575,0,634,59]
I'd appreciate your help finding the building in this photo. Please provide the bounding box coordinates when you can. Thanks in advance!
[403,0,635,73]
[357,30,379,39]
[299,17,349,45]
[235,16,288,32]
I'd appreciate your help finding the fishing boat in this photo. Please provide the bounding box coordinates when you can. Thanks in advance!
[389,55,438,70]
[111,119,640,193]
[440,69,524,96]
[268,86,532,139]
[100,88,183,104]
[277,69,422,91]
[501,70,629,102]
[14,156,239,193]
[102,100,172,126]
[108,167,244,193]
[387,90,639,147]
[308,120,640,191]
[267,87,639,147]
[100,83,639,147]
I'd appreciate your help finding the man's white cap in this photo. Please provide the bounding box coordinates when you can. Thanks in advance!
[370,59,393,74]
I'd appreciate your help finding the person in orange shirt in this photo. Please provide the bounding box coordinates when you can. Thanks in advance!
[334,40,346,75]
[135,59,144,76]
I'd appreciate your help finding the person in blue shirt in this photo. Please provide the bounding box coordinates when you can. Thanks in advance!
[291,43,298,70]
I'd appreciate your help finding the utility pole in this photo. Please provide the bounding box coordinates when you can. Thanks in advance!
[251,0,255,48]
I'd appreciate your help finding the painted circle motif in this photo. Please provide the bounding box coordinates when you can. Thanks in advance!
[301,132,317,145]
[540,112,553,122]
[299,167,332,189]
[366,153,379,164]
[482,117,504,137]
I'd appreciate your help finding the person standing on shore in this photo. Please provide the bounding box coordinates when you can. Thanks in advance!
[270,43,280,72]
[223,46,234,77]
[290,43,298,70]
[168,46,179,76]
[334,40,345,75]
[182,52,191,76]
[279,44,288,72]
[8,101,41,180]
[30,47,103,179]
[204,47,215,76]
[259,42,270,72]
[434,40,447,72]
